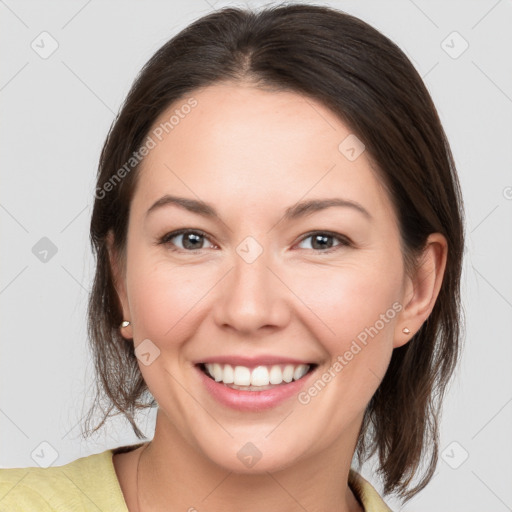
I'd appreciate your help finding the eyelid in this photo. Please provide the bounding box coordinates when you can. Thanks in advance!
[158,228,217,250]
[295,231,353,251]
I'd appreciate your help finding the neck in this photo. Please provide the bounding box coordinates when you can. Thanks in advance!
[136,409,364,512]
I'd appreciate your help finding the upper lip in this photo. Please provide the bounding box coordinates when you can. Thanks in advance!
[194,355,316,367]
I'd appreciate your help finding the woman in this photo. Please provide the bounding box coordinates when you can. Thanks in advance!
[0,3,465,511]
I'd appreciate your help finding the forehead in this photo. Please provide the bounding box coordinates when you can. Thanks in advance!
[133,83,395,223]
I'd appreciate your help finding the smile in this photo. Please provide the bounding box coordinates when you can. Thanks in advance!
[195,359,318,411]
[199,362,314,390]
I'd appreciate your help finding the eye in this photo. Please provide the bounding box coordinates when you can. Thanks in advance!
[158,229,351,253]
[296,231,352,252]
[158,229,216,251]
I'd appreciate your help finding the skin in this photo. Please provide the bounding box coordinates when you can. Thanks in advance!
[109,82,448,512]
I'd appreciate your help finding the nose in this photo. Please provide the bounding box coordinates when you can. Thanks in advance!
[212,247,290,335]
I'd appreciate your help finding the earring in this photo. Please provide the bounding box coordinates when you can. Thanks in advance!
[121,320,131,328]
[402,327,411,335]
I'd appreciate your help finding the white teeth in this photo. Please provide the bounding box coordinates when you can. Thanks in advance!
[269,365,283,385]
[282,365,295,383]
[233,366,251,386]
[203,363,312,387]
[293,364,309,381]
[212,363,223,382]
[222,364,234,384]
[251,366,269,386]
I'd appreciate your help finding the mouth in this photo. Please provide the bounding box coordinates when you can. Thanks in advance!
[196,362,318,391]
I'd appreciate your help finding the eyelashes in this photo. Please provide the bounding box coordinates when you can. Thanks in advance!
[157,228,353,254]
[296,231,352,252]
[158,229,216,251]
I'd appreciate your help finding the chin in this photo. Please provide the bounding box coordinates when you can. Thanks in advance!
[195,435,308,475]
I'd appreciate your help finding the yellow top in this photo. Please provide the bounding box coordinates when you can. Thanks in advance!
[0,444,393,511]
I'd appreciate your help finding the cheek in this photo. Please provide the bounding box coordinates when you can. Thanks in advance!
[290,263,401,423]
[291,258,402,346]
[125,251,215,343]
[286,258,403,416]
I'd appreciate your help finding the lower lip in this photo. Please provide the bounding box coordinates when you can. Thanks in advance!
[196,365,316,411]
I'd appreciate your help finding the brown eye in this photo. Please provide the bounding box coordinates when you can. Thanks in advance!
[297,232,351,252]
[160,230,215,251]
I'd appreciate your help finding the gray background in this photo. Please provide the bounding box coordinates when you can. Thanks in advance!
[1,0,511,510]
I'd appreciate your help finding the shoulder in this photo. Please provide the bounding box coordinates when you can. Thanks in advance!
[348,468,394,512]
[0,447,135,512]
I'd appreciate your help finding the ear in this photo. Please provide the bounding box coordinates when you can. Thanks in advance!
[106,230,133,339]
[394,233,448,348]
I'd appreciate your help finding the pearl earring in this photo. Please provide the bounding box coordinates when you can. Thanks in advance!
[121,320,131,328]
[402,327,411,335]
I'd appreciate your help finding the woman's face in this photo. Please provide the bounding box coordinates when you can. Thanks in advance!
[113,82,416,472]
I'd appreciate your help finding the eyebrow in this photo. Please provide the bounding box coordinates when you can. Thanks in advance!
[145,195,372,222]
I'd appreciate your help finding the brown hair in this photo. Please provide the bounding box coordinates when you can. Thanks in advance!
[83,3,465,502]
